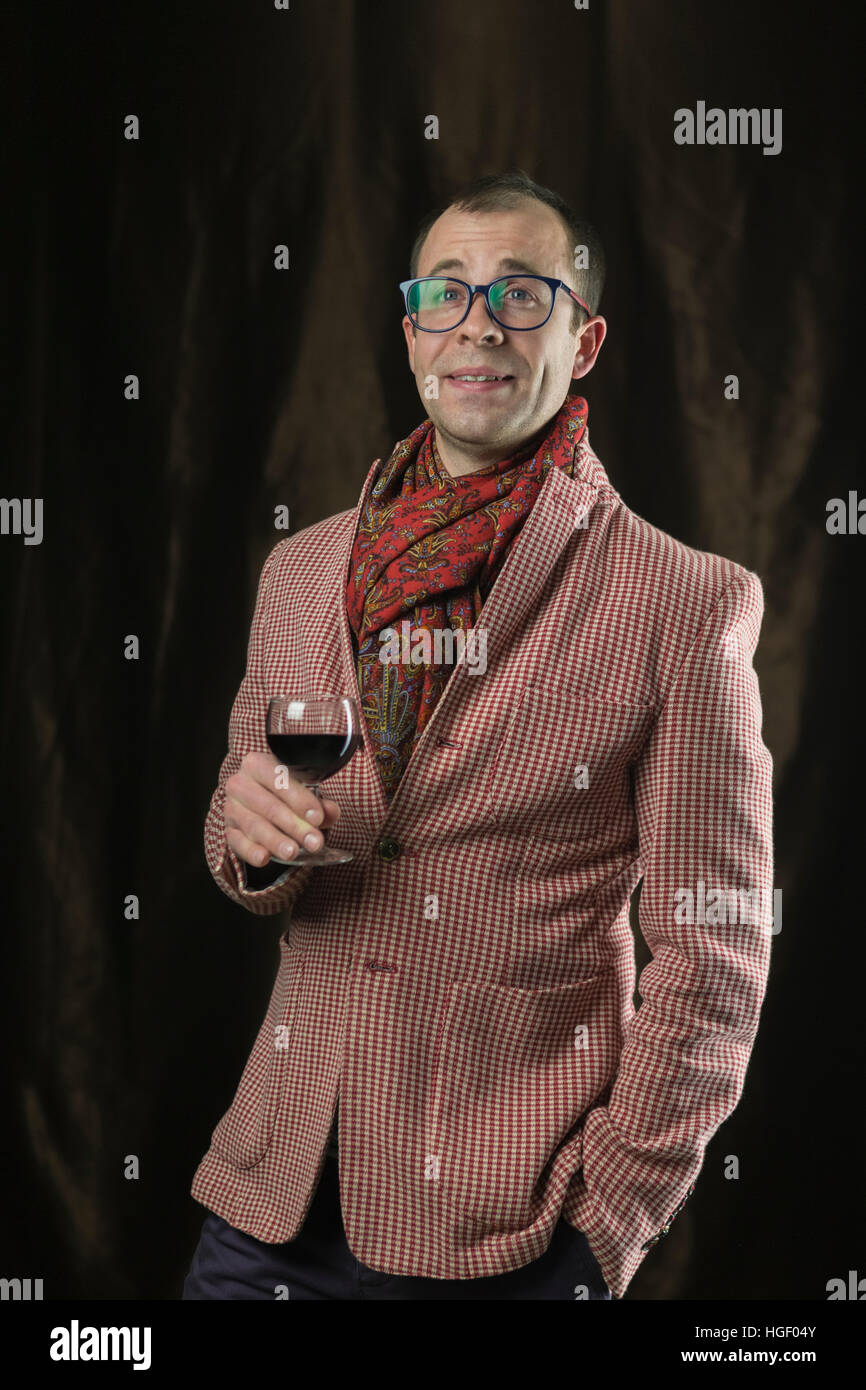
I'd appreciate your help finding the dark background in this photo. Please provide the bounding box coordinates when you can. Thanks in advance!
[2,0,862,1300]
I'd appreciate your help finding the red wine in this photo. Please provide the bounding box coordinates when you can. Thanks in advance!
[266,731,362,783]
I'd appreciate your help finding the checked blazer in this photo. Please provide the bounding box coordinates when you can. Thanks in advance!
[189,427,774,1300]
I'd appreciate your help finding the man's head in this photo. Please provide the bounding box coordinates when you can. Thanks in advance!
[401,170,607,476]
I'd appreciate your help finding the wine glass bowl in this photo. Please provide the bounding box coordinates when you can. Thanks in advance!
[265,694,361,865]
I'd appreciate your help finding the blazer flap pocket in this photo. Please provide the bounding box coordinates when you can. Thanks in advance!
[487,684,656,832]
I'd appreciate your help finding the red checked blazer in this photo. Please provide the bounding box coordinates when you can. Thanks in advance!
[189,428,774,1300]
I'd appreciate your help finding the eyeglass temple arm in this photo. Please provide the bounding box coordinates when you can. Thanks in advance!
[562,283,591,318]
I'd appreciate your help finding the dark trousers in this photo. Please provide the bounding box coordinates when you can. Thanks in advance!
[182,1153,611,1300]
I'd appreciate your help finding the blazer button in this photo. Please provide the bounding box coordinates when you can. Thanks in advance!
[377,836,401,861]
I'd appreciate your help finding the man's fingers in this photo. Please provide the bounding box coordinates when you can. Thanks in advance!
[225,804,325,865]
[228,764,324,838]
[224,755,343,869]
[226,795,325,858]
[245,753,341,817]
[225,827,283,869]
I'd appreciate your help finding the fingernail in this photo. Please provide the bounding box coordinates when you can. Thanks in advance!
[304,831,322,850]
[305,807,322,823]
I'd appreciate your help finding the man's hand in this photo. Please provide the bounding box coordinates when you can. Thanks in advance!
[224,750,341,867]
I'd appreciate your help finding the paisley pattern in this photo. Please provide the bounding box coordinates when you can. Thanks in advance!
[345,393,590,799]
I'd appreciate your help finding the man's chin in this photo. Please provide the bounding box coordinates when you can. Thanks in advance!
[428,400,523,434]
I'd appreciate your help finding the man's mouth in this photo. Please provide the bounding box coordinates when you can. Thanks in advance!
[444,371,514,392]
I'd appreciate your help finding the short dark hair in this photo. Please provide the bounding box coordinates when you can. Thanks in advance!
[408,169,605,334]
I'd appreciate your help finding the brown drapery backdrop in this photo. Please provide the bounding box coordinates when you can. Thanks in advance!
[3,0,862,1299]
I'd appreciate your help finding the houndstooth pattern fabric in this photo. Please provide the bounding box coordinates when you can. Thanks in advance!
[190,428,774,1300]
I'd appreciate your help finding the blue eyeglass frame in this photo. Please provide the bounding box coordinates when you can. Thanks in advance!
[399,274,591,332]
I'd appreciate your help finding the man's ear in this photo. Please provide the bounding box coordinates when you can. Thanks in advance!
[402,313,417,372]
[571,315,607,381]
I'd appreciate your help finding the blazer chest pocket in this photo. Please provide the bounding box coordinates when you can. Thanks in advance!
[485,684,656,862]
[429,972,612,1227]
[210,938,304,1171]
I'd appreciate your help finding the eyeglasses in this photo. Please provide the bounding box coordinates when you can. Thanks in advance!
[399,274,591,332]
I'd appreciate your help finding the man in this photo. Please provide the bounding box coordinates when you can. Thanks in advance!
[183,171,774,1301]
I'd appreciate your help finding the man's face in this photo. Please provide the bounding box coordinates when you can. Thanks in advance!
[401,200,605,471]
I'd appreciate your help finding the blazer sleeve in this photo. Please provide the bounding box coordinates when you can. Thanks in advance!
[564,568,774,1298]
[203,539,318,916]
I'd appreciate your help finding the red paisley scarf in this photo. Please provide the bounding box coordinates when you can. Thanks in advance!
[345,392,589,799]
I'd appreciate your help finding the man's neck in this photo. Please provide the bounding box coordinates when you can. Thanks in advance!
[433,423,547,479]
[432,430,501,479]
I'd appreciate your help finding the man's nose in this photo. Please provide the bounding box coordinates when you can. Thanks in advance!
[459,290,502,336]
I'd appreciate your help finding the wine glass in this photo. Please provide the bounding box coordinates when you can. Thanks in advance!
[265,694,361,865]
